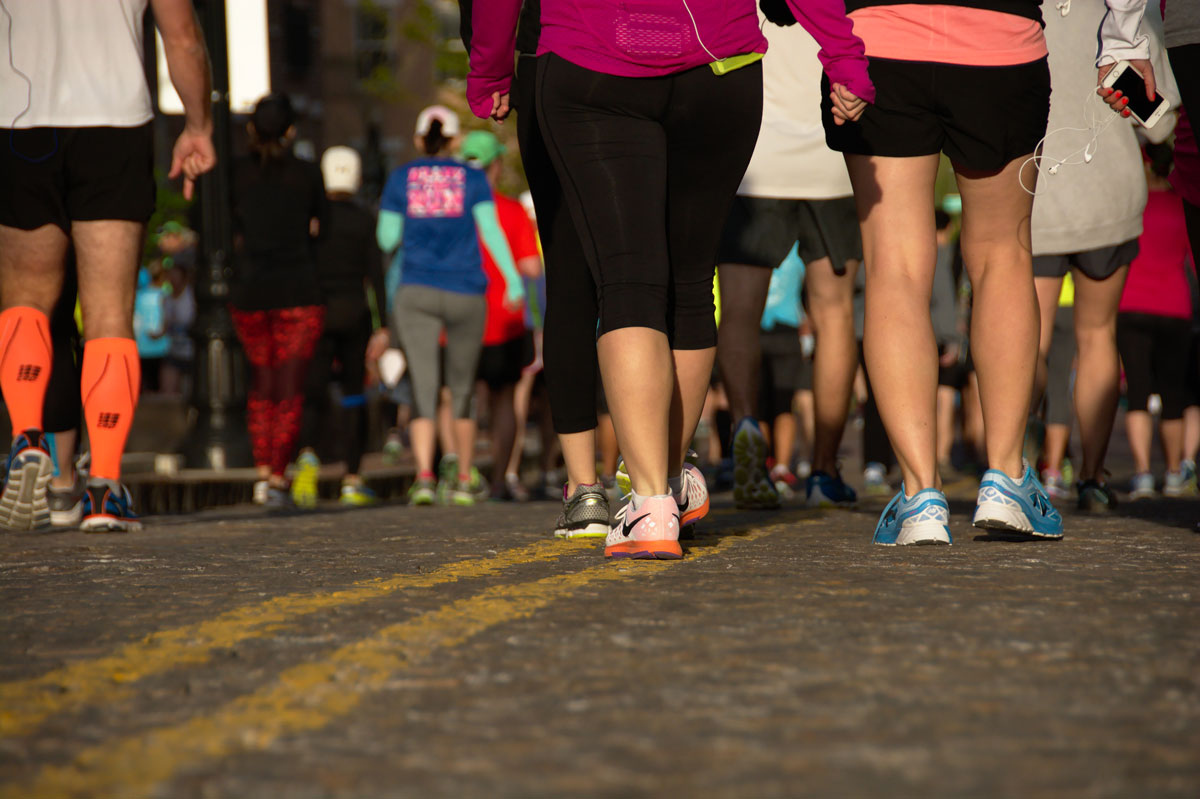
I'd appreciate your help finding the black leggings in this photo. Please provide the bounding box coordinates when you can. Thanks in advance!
[515,54,599,435]
[1117,312,1192,419]
[300,299,372,473]
[536,54,763,350]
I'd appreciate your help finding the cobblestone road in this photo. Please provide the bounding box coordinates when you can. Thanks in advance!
[1,488,1197,798]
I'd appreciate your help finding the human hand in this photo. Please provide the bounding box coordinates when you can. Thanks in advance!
[830,84,866,126]
[365,328,391,363]
[168,125,216,200]
[490,92,511,124]
[1097,60,1155,123]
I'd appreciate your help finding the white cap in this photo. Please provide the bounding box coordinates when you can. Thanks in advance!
[321,146,361,194]
[415,104,460,137]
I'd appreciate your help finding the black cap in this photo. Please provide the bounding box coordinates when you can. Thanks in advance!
[251,93,295,140]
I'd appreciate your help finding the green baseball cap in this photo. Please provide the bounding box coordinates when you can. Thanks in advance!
[460,130,506,167]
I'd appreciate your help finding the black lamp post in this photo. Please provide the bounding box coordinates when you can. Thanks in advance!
[181,0,252,470]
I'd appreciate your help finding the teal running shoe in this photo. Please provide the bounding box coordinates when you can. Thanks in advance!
[973,465,1063,540]
[873,487,952,546]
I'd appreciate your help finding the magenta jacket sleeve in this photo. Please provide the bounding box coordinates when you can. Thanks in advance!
[466,0,522,118]
[785,0,875,103]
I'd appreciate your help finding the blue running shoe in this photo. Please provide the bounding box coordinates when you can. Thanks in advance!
[973,465,1063,540]
[873,487,952,546]
[806,470,858,508]
[80,478,142,533]
[0,429,54,531]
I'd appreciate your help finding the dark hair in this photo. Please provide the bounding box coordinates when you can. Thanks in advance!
[422,119,450,156]
[934,209,952,231]
[249,93,295,165]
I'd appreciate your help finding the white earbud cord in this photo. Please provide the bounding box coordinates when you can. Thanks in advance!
[1020,81,1122,196]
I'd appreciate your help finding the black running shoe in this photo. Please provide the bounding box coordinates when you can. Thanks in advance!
[1077,479,1117,514]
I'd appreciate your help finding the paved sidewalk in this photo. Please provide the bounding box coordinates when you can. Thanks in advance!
[0,491,1197,798]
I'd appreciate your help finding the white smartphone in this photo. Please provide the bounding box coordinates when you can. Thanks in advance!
[1101,60,1171,128]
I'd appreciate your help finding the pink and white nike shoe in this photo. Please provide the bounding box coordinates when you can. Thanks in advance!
[604,494,682,560]
[676,463,710,528]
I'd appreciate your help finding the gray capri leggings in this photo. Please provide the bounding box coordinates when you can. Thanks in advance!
[393,284,486,419]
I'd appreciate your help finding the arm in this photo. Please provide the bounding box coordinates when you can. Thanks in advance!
[516,255,542,279]
[1097,0,1150,66]
[465,0,522,119]
[376,210,404,254]
[473,202,524,303]
[782,0,875,104]
[151,0,216,199]
[365,217,389,329]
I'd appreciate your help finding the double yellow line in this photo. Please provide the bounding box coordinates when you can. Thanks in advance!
[2,523,780,798]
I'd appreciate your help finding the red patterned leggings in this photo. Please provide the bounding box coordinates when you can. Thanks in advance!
[231,305,325,477]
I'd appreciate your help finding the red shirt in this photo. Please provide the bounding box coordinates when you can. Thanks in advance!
[481,193,539,346]
[1120,189,1194,320]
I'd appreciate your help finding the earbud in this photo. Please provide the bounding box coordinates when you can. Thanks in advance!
[1083,141,1095,162]
[1056,0,1070,16]
[1048,163,1060,175]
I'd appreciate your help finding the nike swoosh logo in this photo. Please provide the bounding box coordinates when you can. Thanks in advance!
[621,513,645,537]
[677,492,690,513]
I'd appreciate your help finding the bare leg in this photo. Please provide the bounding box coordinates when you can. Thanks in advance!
[410,418,436,475]
[956,157,1040,481]
[1184,405,1200,462]
[1070,265,1128,481]
[598,327,672,496]
[669,347,715,475]
[1032,277,1063,405]
[454,418,477,477]
[0,224,68,315]
[936,386,957,466]
[1161,418,1184,473]
[845,153,941,492]
[1043,424,1070,473]
[772,412,797,468]
[715,264,771,422]
[72,221,142,340]
[1125,410,1153,474]
[795,389,814,463]
[962,372,986,465]
[507,369,536,476]
[806,256,860,475]
[437,386,456,459]
[50,429,77,490]
[560,430,598,494]
[597,413,619,479]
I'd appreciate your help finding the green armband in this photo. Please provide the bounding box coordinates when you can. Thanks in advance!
[710,52,764,76]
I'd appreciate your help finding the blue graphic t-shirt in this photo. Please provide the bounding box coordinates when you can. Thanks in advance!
[380,156,492,295]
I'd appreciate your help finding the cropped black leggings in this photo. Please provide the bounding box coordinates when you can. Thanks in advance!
[536,54,763,350]
[515,55,599,435]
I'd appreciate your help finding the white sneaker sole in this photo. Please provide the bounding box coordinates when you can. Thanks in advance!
[973,500,1060,539]
[0,450,53,531]
[895,521,952,546]
[554,522,608,539]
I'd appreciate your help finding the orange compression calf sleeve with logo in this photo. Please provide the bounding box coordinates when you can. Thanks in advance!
[0,306,53,435]
[81,338,140,481]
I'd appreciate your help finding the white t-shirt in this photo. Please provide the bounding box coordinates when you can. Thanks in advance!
[737,18,852,200]
[0,0,153,128]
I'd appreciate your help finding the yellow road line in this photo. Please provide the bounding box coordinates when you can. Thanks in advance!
[0,538,594,739]
[3,525,777,799]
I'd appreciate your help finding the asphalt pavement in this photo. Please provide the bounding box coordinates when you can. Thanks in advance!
[0,485,1197,798]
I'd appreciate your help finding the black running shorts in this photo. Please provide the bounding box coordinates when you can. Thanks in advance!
[822,58,1051,172]
[477,331,535,390]
[1032,239,1140,281]
[718,196,862,275]
[0,124,155,232]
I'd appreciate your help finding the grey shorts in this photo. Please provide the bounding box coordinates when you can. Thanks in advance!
[1032,239,1139,281]
[717,196,862,275]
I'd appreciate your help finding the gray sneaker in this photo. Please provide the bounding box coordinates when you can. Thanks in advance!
[49,472,87,528]
[553,483,610,538]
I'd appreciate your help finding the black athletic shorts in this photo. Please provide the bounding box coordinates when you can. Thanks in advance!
[1032,239,1139,281]
[718,196,862,275]
[477,331,535,390]
[822,58,1051,172]
[0,124,155,232]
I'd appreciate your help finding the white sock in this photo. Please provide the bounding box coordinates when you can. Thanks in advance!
[631,490,672,510]
[667,474,683,496]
